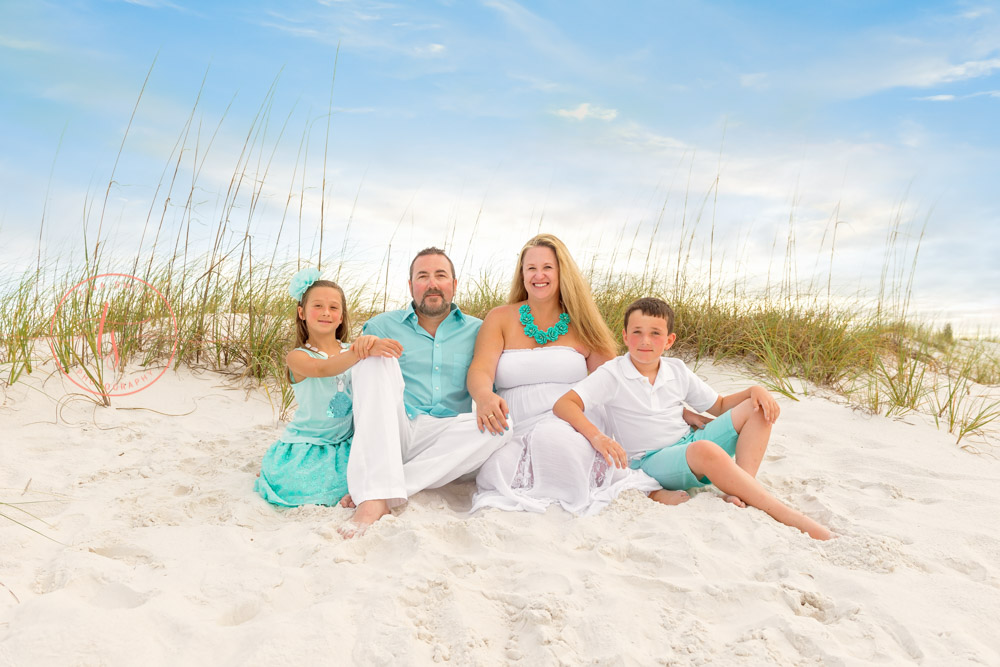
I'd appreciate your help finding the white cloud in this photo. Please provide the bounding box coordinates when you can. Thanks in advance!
[508,73,569,93]
[914,90,1000,101]
[961,7,995,19]
[0,35,50,51]
[257,21,320,38]
[914,57,1000,86]
[122,0,185,10]
[554,103,617,121]
[613,122,686,152]
[740,72,768,90]
[414,43,446,57]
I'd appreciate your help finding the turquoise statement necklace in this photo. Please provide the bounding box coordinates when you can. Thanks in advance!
[519,304,570,344]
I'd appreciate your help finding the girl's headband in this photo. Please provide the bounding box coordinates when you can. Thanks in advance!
[289,267,322,302]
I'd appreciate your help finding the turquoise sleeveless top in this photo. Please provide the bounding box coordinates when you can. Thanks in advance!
[280,347,353,446]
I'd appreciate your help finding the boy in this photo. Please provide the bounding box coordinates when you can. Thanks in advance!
[553,297,830,540]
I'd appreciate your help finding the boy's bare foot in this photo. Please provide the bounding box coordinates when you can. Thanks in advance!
[722,494,747,508]
[337,499,390,539]
[339,493,356,509]
[649,489,690,506]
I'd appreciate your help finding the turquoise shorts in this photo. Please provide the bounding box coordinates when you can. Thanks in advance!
[629,410,739,490]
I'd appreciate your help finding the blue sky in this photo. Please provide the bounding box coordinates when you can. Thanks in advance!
[1,0,998,331]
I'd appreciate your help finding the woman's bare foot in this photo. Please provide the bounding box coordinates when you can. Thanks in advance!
[649,489,690,506]
[339,494,356,509]
[337,499,390,539]
[808,523,833,541]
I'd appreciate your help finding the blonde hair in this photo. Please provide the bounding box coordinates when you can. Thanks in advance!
[293,280,352,348]
[508,234,616,358]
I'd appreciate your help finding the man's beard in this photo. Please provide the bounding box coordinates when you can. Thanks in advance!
[416,290,451,317]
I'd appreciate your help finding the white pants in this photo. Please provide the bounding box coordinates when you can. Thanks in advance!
[347,356,513,506]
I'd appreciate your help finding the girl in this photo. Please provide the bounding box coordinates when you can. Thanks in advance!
[255,267,402,507]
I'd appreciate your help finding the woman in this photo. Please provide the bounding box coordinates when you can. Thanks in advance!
[468,234,661,515]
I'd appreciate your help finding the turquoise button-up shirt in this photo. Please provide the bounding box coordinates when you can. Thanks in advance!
[361,303,482,419]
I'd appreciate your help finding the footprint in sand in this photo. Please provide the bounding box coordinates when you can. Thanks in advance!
[217,597,261,626]
[89,544,158,567]
[86,581,149,610]
[779,584,858,624]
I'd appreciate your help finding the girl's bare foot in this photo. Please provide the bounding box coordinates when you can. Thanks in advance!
[339,493,356,509]
[337,499,390,539]
[722,494,747,508]
[649,489,690,506]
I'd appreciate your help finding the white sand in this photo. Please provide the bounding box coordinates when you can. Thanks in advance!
[2,360,999,666]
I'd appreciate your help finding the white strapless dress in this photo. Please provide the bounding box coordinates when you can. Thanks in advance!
[471,346,660,516]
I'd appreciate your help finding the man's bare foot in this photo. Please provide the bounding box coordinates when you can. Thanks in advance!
[337,499,390,539]
[339,493,356,509]
[722,494,747,508]
[649,489,690,506]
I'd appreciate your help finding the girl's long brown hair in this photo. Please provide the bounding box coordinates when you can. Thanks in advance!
[508,234,616,358]
[293,280,351,348]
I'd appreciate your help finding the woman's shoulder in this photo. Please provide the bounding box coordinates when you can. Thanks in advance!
[489,302,521,315]
[483,303,520,323]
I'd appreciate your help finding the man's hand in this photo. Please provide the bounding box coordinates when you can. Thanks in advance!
[476,391,509,435]
[749,385,780,424]
[351,336,403,360]
[682,407,714,430]
[588,432,628,469]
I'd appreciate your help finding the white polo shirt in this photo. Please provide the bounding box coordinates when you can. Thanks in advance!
[573,354,719,459]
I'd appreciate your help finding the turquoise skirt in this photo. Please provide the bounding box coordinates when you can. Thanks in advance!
[255,439,351,507]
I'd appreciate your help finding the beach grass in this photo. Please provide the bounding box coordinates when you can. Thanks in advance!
[2,242,997,445]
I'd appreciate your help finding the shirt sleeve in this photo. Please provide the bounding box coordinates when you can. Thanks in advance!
[679,363,719,412]
[572,363,618,410]
[361,314,389,338]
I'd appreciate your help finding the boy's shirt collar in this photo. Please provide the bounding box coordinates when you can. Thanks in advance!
[622,353,675,389]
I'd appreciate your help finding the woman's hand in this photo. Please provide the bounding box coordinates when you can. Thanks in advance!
[351,336,403,359]
[588,433,628,469]
[749,385,780,424]
[682,407,714,430]
[476,391,509,435]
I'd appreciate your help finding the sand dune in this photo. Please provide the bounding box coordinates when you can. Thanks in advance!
[2,361,998,666]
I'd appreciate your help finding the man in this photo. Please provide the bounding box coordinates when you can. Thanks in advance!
[341,247,513,536]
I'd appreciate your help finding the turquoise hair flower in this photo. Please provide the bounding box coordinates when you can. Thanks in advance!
[288,267,321,302]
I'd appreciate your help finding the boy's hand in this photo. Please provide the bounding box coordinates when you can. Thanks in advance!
[750,385,780,424]
[588,433,628,469]
[682,407,714,430]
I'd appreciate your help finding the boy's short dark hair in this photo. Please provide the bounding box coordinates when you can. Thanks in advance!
[623,297,675,334]
[408,247,456,280]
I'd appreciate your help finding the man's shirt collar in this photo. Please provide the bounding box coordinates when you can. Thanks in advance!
[400,302,467,323]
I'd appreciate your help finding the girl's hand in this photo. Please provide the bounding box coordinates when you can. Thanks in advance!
[749,385,780,424]
[589,433,628,469]
[350,335,378,359]
[368,337,403,358]
[682,407,714,430]
[351,336,402,359]
[476,392,509,435]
